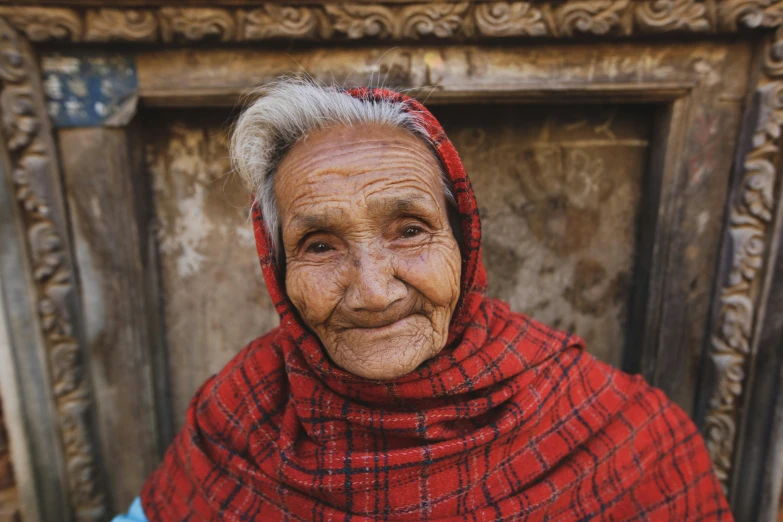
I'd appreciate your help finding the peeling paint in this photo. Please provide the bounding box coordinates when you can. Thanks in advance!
[697,211,710,235]
[90,195,101,220]
[160,188,213,278]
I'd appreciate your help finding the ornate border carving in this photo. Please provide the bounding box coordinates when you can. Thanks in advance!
[0,16,106,522]
[702,25,783,492]
[0,1,779,43]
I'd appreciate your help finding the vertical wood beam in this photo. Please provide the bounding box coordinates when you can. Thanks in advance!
[726,166,783,519]
[0,132,56,522]
[0,17,108,522]
[58,125,167,510]
[697,29,783,497]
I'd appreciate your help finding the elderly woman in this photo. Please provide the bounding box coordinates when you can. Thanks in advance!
[116,79,731,521]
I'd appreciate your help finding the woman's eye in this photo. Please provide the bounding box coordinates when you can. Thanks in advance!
[305,241,333,254]
[401,226,423,238]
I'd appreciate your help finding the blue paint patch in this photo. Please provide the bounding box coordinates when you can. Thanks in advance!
[41,53,137,128]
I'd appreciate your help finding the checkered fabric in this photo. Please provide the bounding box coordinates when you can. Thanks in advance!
[140,89,731,521]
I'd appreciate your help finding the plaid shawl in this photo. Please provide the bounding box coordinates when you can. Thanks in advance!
[140,89,731,521]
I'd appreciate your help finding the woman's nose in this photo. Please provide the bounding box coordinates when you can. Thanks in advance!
[344,248,406,312]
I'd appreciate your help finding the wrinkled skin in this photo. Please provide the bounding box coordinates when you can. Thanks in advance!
[277,124,462,380]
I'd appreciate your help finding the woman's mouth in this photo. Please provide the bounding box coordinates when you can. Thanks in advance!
[344,314,423,337]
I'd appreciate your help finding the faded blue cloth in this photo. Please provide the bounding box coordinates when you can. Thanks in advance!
[112,497,147,522]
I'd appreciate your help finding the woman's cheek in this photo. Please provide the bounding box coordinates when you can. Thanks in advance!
[399,242,461,309]
[286,263,345,325]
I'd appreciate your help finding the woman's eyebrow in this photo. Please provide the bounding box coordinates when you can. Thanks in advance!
[367,195,439,218]
[289,209,345,234]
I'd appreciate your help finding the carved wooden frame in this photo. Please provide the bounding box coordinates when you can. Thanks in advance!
[1,1,783,42]
[1,2,783,521]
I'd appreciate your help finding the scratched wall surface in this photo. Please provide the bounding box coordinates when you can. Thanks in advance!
[435,104,652,367]
[146,104,652,425]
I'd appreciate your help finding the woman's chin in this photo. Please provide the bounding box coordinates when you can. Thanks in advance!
[328,327,443,381]
[339,357,428,381]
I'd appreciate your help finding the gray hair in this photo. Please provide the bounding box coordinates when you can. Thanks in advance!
[230,77,457,259]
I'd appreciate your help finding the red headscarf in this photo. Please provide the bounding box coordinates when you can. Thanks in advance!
[141,88,731,520]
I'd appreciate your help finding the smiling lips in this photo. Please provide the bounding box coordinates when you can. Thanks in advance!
[339,315,425,343]
[353,314,419,332]
[335,302,425,332]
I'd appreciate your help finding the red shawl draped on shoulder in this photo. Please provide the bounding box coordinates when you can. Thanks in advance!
[141,88,731,521]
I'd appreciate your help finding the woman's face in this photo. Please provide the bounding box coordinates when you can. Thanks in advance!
[276,124,462,380]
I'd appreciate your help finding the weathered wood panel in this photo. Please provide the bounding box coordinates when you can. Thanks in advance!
[59,128,163,511]
[136,43,750,107]
[436,104,652,368]
[144,115,279,428]
[651,91,747,416]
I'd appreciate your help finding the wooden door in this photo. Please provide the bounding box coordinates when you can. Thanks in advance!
[50,41,765,514]
[1,5,782,521]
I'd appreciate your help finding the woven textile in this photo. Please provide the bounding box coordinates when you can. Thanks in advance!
[140,88,731,521]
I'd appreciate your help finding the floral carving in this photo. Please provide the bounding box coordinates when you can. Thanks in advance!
[28,219,68,288]
[51,342,82,398]
[554,0,632,36]
[0,21,24,83]
[400,3,470,38]
[243,6,327,40]
[0,84,38,152]
[84,9,158,42]
[67,454,102,511]
[703,26,783,492]
[159,8,236,42]
[0,16,106,521]
[0,7,82,41]
[726,226,766,289]
[400,3,468,38]
[325,4,397,39]
[13,155,48,217]
[0,3,778,43]
[719,0,783,30]
[635,0,712,32]
[741,158,776,222]
[474,2,548,37]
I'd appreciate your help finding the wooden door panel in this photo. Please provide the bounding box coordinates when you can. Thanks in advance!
[144,114,279,426]
[436,104,653,368]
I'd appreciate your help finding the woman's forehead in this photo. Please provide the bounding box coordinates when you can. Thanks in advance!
[278,123,437,173]
[275,123,445,212]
